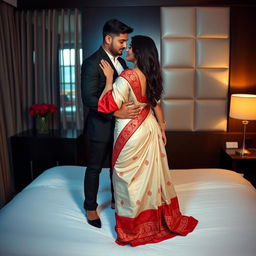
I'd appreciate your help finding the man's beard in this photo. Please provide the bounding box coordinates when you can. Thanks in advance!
[109,43,123,56]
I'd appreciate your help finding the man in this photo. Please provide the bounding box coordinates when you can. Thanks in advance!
[81,19,140,228]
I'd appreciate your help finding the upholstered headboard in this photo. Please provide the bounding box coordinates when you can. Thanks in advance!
[161,7,230,131]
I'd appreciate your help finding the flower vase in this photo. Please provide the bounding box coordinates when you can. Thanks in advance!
[37,116,49,134]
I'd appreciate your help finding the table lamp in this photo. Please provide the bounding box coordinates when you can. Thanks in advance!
[229,94,256,155]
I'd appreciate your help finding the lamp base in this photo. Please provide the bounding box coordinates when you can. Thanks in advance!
[235,148,251,156]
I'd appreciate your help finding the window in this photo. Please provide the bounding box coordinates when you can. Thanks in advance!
[59,48,83,126]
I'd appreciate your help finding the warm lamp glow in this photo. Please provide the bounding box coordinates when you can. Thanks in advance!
[230,94,256,120]
[229,94,256,155]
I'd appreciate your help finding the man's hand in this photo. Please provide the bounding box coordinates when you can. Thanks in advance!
[114,102,141,119]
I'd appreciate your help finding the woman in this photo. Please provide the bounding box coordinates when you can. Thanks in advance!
[98,35,198,246]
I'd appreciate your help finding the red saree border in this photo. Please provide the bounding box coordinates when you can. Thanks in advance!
[112,69,149,169]
[120,69,147,103]
[112,105,150,169]
[115,197,199,247]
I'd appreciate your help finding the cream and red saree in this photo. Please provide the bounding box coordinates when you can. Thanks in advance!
[98,69,198,246]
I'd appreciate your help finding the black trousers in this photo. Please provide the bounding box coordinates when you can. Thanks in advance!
[83,140,114,211]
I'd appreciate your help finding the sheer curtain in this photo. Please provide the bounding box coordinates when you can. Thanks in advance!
[58,9,83,130]
[0,2,21,208]
[0,3,82,207]
[27,8,83,130]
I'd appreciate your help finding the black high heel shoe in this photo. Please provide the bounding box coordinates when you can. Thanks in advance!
[86,212,101,228]
[87,218,101,228]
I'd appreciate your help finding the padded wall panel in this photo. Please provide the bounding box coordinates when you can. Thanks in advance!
[196,39,229,68]
[195,100,227,131]
[162,100,194,131]
[163,69,194,99]
[162,39,195,68]
[161,7,195,38]
[196,69,229,98]
[197,8,229,38]
[161,7,229,131]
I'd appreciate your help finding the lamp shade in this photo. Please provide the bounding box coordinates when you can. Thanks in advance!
[230,94,256,120]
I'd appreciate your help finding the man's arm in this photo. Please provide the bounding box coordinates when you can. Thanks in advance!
[114,102,141,119]
[81,59,113,120]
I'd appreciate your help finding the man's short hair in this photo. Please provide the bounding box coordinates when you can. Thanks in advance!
[103,19,133,40]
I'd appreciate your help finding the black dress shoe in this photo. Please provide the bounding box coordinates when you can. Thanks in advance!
[86,217,102,228]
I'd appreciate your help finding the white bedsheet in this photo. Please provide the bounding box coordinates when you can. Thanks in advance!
[0,166,255,256]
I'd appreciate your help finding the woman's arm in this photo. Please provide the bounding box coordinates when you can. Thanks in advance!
[153,101,167,145]
[98,60,141,117]
[98,60,131,114]
[99,59,114,100]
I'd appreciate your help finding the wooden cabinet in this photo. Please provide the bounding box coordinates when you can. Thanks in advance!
[10,129,87,193]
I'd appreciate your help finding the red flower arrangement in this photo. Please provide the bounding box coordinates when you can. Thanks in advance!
[29,103,57,117]
[29,103,57,133]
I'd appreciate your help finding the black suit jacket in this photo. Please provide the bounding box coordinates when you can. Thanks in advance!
[81,47,128,142]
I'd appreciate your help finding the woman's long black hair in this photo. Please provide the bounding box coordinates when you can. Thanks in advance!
[131,35,163,107]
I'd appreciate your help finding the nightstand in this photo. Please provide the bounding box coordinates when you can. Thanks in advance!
[221,148,256,187]
[10,129,87,193]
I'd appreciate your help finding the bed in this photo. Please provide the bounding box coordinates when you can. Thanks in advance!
[0,166,255,256]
